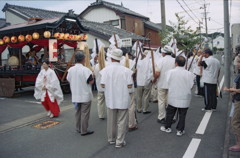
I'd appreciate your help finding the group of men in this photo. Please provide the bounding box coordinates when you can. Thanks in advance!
[66,44,221,148]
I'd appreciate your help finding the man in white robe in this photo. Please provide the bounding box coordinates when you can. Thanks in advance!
[160,56,194,136]
[100,48,133,148]
[155,46,175,124]
[67,52,94,136]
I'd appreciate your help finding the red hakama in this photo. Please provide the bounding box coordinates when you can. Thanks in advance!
[41,91,60,117]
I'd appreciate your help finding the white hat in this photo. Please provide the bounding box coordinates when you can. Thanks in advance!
[107,48,123,61]
[161,45,173,54]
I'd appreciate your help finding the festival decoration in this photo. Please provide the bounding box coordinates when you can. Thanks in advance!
[44,31,51,38]
[25,34,33,42]
[59,33,65,39]
[3,36,10,43]
[18,35,25,42]
[11,36,18,43]
[0,39,4,45]
[64,33,69,40]
[83,34,88,41]
[68,34,74,40]
[32,32,40,39]
[54,32,60,39]
[76,35,81,41]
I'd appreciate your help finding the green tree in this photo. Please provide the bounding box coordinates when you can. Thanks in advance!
[160,13,201,52]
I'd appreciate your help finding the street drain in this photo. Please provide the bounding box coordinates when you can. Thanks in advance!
[33,120,60,129]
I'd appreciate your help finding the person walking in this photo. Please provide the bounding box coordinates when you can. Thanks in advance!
[198,49,221,111]
[100,48,133,148]
[160,56,194,136]
[34,60,63,118]
[155,46,175,124]
[67,52,94,136]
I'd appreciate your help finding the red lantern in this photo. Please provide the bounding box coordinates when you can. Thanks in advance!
[32,32,39,39]
[18,35,25,42]
[68,34,74,40]
[25,34,32,42]
[59,33,65,39]
[54,32,60,39]
[11,36,18,43]
[3,36,10,43]
[44,31,51,38]
[0,39,4,45]
[64,33,69,40]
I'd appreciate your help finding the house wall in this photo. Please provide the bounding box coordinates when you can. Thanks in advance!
[144,27,161,46]
[213,36,224,49]
[5,11,27,25]
[87,34,110,49]
[125,15,144,36]
[232,23,240,55]
[82,7,121,28]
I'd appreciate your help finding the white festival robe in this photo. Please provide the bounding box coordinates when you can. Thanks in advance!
[34,68,63,105]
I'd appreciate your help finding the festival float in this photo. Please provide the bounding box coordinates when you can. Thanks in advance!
[0,10,89,97]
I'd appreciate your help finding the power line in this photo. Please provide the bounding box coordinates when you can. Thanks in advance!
[182,0,202,22]
[176,0,199,25]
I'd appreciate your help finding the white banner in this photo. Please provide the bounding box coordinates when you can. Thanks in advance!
[49,39,58,62]
[121,38,132,47]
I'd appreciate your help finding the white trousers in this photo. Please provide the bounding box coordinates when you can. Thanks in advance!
[157,89,168,120]
[97,92,106,119]
[129,93,137,128]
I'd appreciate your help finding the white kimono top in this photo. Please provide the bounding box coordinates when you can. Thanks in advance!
[100,62,133,109]
[94,62,108,92]
[156,55,175,89]
[34,68,63,104]
[67,64,93,103]
[136,56,152,86]
[166,67,195,108]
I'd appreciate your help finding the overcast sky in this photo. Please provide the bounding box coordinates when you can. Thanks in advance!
[0,0,240,33]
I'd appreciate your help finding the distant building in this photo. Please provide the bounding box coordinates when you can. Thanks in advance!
[212,35,224,49]
[79,0,162,48]
[232,23,240,55]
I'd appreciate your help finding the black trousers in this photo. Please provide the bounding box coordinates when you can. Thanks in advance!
[204,83,217,110]
[165,105,188,132]
[196,75,204,96]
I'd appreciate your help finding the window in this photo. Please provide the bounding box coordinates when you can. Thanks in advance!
[104,20,119,26]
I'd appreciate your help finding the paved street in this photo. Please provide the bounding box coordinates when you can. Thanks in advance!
[0,83,231,158]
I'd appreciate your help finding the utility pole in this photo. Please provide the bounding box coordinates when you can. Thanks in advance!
[224,0,231,88]
[203,2,208,35]
[160,0,166,33]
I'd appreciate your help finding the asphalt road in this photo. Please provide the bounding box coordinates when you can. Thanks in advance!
[0,86,229,158]
[0,55,230,158]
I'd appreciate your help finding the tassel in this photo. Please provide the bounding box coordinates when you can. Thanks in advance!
[98,47,106,70]
[83,45,93,71]
[125,53,130,68]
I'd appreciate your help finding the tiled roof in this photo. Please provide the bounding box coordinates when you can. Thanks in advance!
[80,19,148,41]
[0,18,10,29]
[144,21,162,32]
[2,3,65,19]
[1,3,148,41]
[80,0,149,20]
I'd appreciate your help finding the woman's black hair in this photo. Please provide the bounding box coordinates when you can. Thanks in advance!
[42,59,50,65]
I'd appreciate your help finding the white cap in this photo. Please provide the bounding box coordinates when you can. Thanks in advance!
[107,48,123,61]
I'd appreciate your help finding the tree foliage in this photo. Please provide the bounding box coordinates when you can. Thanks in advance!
[160,13,201,51]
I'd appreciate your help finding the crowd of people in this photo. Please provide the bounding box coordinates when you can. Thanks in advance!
[34,42,233,149]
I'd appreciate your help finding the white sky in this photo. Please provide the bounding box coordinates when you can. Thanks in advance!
[0,0,240,33]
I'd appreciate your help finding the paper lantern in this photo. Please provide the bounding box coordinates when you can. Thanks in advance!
[54,32,60,39]
[64,33,69,40]
[44,31,51,38]
[25,34,32,42]
[3,36,10,43]
[83,34,88,41]
[68,34,74,40]
[18,35,25,42]
[0,39,4,45]
[59,33,65,39]
[32,32,39,39]
[73,35,78,41]
[11,36,18,43]
[76,35,81,41]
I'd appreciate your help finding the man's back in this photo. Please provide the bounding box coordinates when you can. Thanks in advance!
[156,55,175,89]
[67,64,93,103]
[100,62,133,109]
[202,56,221,84]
